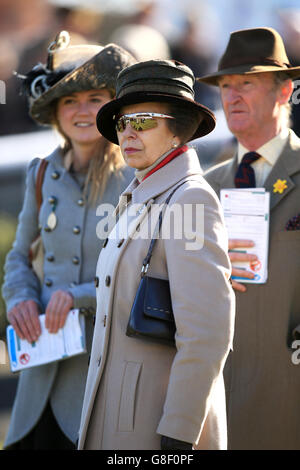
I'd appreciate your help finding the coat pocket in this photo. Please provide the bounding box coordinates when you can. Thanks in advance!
[117,361,142,432]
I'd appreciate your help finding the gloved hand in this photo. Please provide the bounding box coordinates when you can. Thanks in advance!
[161,435,193,450]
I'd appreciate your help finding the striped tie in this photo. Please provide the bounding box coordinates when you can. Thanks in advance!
[235,152,260,188]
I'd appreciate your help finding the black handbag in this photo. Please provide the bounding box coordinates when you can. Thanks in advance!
[126,182,187,346]
[126,275,176,346]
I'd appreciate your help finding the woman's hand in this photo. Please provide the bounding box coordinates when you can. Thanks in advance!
[45,290,74,333]
[7,300,41,343]
[228,239,258,292]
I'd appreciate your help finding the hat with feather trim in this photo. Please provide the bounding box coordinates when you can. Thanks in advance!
[21,31,136,124]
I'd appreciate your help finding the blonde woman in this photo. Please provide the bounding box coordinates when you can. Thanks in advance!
[2,32,135,449]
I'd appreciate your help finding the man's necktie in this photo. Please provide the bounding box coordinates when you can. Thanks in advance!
[234,151,261,188]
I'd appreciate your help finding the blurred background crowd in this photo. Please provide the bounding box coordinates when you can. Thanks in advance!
[1,0,300,447]
[1,0,300,137]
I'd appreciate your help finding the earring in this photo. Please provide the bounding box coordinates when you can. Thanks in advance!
[172,141,178,148]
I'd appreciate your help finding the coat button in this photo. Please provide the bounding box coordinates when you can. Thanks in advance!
[105,275,111,287]
[72,256,80,265]
[48,195,57,205]
[77,198,85,207]
[73,226,81,235]
[46,254,55,262]
[45,278,53,287]
[94,277,99,288]
[51,171,60,180]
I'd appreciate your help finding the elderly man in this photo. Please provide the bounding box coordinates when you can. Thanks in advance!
[198,27,300,449]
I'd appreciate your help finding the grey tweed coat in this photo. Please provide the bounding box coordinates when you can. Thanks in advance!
[2,147,134,447]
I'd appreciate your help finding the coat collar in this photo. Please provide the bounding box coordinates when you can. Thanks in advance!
[46,146,66,169]
[214,157,237,190]
[121,146,203,205]
[263,130,300,210]
[217,130,300,210]
[46,146,89,193]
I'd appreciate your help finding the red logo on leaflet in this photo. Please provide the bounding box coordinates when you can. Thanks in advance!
[250,259,262,272]
[19,353,30,365]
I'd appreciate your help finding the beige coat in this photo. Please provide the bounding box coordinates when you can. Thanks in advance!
[78,147,235,450]
[204,130,300,449]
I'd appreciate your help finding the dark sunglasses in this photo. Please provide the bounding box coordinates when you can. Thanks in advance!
[115,112,175,133]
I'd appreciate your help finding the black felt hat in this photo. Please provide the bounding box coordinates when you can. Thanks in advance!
[96,59,216,144]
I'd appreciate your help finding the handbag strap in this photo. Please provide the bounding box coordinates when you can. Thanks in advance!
[35,159,49,211]
[141,179,193,276]
[28,159,49,262]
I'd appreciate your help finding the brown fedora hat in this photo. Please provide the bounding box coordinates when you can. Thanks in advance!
[25,31,136,124]
[197,27,300,86]
[96,59,216,144]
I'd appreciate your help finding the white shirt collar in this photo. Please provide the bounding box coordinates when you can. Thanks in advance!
[237,128,290,166]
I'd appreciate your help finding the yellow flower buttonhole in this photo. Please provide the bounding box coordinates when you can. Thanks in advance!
[273,179,287,194]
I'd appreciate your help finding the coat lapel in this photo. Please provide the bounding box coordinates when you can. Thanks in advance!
[264,131,300,210]
[215,131,300,210]
[264,159,295,210]
[216,157,238,190]
[48,146,85,191]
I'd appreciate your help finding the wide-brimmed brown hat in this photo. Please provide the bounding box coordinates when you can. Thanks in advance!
[197,27,300,86]
[24,31,136,124]
[96,59,216,144]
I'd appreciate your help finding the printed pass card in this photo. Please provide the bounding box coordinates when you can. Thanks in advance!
[220,188,270,283]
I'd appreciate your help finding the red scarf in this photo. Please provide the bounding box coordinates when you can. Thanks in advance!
[142,145,188,182]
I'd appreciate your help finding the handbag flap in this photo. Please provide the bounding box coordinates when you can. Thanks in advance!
[143,276,174,322]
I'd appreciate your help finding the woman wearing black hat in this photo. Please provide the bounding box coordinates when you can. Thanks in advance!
[78,60,235,450]
[2,32,136,450]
